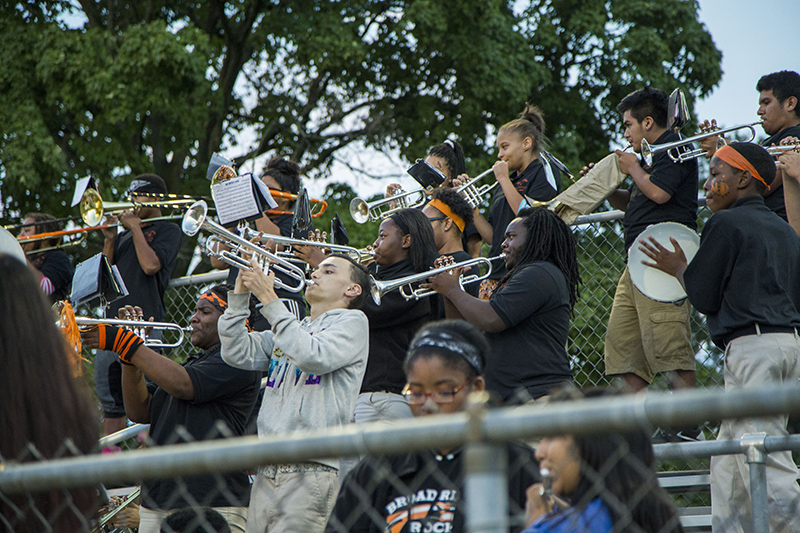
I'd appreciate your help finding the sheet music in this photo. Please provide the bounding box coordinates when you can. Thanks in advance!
[212,176,261,225]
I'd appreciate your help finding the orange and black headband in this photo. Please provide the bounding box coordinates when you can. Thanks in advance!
[427,199,466,232]
[199,291,228,313]
[714,145,771,192]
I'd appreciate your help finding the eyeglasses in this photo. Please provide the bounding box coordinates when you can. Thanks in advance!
[427,216,447,222]
[402,379,473,405]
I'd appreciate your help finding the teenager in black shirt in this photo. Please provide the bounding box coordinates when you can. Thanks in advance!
[424,207,579,404]
[18,212,74,303]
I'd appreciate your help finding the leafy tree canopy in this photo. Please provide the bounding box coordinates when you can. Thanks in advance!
[1,0,721,228]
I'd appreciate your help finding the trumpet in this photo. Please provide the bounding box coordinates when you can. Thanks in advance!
[182,200,306,293]
[370,254,504,305]
[238,227,374,263]
[539,468,570,510]
[641,120,763,165]
[75,317,191,348]
[349,187,428,224]
[81,188,197,227]
[767,143,800,156]
[455,168,498,208]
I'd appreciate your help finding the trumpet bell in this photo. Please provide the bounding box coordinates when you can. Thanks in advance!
[349,198,370,224]
[182,200,209,237]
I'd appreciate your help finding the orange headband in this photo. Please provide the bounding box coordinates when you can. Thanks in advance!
[714,145,771,192]
[200,291,228,312]
[427,199,465,232]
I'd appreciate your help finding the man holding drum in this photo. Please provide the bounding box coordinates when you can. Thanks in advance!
[639,142,800,532]
[603,87,699,398]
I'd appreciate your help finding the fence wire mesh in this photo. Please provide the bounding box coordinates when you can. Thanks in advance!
[6,206,799,533]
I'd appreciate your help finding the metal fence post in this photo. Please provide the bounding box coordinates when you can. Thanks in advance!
[464,391,508,533]
[741,432,769,533]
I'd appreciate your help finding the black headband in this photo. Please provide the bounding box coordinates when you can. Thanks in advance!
[389,213,411,236]
[408,330,483,375]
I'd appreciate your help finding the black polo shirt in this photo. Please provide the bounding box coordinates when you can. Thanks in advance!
[761,124,800,220]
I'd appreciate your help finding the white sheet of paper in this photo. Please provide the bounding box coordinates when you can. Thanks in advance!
[212,176,260,225]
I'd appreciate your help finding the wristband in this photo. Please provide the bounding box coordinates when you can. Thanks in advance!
[97,324,145,365]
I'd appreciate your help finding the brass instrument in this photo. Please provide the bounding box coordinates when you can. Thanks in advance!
[80,188,197,227]
[455,168,498,208]
[91,487,141,533]
[239,226,373,263]
[767,143,800,156]
[74,317,191,348]
[17,227,89,254]
[369,254,504,305]
[182,200,306,293]
[349,187,428,224]
[641,121,762,165]
[539,468,570,510]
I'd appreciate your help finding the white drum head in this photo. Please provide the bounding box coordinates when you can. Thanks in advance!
[628,222,699,303]
[0,227,26,264]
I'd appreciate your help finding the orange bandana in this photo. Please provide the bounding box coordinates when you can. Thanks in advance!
[427,199,465,232]
[714,145,771,192]
[199,291,228,312]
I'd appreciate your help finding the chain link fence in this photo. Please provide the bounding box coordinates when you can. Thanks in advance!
[7,205,799,533]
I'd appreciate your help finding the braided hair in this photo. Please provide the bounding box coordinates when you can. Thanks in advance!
[502,207,581,312]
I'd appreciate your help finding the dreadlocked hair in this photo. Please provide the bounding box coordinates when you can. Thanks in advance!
[501,207,581,312]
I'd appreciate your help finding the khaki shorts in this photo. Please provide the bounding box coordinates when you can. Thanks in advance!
[604,266,695,383]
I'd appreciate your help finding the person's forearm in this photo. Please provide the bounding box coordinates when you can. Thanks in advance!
[472,209,493,245]
[629,167,670,204]
[129,346,195,400]
[103,237,115,263]
[497,178,525,214]
[121,364,151,423]
[440,286,506,332]
[129,226,162,275]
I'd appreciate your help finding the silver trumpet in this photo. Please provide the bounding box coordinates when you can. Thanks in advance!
[182,200,306,293]
[641,120,762,165]
[349,187,428,224]
[370,254,504,305]
[455,168,498,208]
[238,226,374,263]
[767,143,800,156]
[75,317,191,348]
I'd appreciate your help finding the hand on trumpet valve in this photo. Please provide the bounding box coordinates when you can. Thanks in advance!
[451,174,469,189]
[777,150,800,181]
[698,119,721,159]
[421,257,463,295]
[118,305,153,337]
[524,483,551,526]
[239,256,279,305]
[292,230,328,268]
[779,135,799,147]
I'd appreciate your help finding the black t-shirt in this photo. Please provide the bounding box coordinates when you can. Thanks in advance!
[622,130,699,252]
[360,259,434,394]
[488,158,563,280]
[30,249,73,303]
[109,220,182,322]
[487,261,573,403]
[326,443,539,533]
[143,345,261,510]
[683,195,800,348]
[761,124,800,220]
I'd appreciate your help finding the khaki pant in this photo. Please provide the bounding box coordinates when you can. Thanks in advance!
[710,331,800,533]
[604,267,695,383]
[139,505,247,533]
[246,469,339,533]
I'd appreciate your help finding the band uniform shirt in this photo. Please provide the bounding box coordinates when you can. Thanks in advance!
[487,261,573,403]
[622,130,699,253]
[109,220,181,322]
[487,158,563,280]
[761,124,800,220]
[325,443,538,533]
[360,259,434,395]
[683,195,800,349]
[143,344,261,510]
[29,249,74,303]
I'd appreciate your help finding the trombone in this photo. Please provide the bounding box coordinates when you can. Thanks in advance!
[182,200,306,293]
[17,227,90,254]
[81,188,197,227]
[349,187,428,224]
[238,226,374,263]
[370,254,504,305]
[641,120,763,165]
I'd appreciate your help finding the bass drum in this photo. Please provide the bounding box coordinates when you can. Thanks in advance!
[628,222,700,303]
